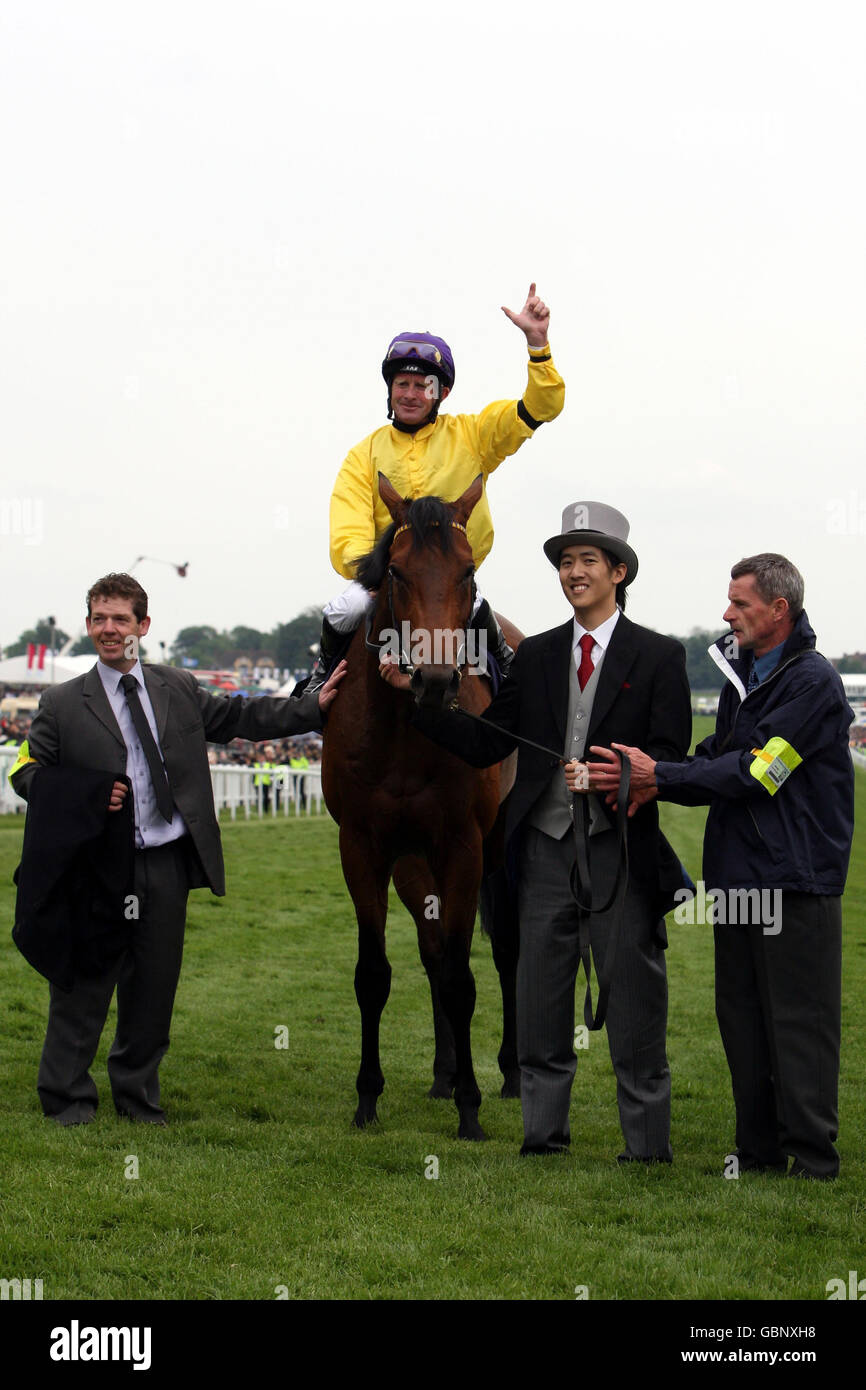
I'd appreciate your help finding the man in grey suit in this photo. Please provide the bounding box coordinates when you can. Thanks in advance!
[11,572,345,1127]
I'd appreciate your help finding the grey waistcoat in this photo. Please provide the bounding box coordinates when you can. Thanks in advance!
[526,644,611,840]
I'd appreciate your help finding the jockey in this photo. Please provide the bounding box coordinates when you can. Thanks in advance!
[304,283,565,691]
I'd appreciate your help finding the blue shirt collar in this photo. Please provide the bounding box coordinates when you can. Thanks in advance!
[749,643,785,688]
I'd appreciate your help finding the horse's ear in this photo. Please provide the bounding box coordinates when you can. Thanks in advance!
[378,473,408,524]
[452,474,484,527]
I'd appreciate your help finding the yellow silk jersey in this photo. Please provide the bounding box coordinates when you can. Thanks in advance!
[329,347,565,578]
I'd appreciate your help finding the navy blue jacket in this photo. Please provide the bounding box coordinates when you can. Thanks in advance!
[655,612,854,895]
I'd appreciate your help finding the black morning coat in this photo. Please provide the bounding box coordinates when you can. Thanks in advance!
[11,664,326,988]
[412,612,693,914]
[13,766,135,992]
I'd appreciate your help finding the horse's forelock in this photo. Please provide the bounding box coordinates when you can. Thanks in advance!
[353,495,458,589]
[404,496,457,555]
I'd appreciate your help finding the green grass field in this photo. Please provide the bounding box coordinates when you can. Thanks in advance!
[0,742,863,1302]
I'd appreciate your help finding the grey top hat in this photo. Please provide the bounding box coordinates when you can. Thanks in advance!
[543,501,638,583]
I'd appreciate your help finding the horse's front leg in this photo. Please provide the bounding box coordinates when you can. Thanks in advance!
[435,847,486,1141]
[339,827,392,1128]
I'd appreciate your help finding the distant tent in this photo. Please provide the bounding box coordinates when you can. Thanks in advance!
[0,654,97,688]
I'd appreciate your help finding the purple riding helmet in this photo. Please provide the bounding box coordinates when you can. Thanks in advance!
[382,331,455,424]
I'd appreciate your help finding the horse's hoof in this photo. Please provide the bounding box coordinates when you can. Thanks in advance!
[353,1099,379,1128]
[427,1078,455,1100]
[500,1072,521,1099]
[457,1118,487,1142]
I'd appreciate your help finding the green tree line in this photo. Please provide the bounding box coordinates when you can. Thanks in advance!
[4,615,865,688]
[168,609,322,672]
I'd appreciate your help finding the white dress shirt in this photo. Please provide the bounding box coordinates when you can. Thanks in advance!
[97,660,188,849]
[572,607,621,676]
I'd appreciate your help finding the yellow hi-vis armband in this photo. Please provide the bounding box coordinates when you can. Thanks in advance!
[8,739,36,782]
[749,737,802,795]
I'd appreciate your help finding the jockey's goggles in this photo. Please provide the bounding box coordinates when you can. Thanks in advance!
[385,340,444,366]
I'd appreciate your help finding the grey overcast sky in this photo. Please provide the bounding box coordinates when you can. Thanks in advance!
[1,0,864,660]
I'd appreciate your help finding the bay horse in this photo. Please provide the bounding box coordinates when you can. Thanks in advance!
[321,473,521,1141]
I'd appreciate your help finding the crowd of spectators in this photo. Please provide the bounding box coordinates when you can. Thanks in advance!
[1,714,33,745]
[850,722,866,751]
[6,678,866,756]
[207,736,322,812]
[206,734,322,767]
[0,684,41,746]
[2,713,327,764]
[1,683,324,762]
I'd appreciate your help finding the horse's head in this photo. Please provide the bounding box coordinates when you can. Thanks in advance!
[356,473,484,712]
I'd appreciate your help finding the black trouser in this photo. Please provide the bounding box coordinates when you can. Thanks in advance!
[38,839,190,1124]
[714,892,842,1177]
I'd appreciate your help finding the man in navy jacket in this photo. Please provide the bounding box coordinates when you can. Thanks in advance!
[592,554,855,1179]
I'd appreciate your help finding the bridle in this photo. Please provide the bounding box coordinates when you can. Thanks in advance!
[364,520,477,677]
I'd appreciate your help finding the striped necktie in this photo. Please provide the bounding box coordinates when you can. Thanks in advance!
[120,673,174,823]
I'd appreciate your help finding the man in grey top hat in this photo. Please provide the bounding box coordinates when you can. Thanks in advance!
[388,502,692,1159]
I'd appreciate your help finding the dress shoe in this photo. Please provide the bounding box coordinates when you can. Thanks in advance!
[617,1151,672,1165]
[788,1159,836,1181]
[731,1152,787,1174]
[519,1142,568,1157]
[51,1107,96,1128]
[117,1110,168,1127]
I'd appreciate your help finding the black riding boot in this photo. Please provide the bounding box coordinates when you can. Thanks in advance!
[293,617,342,698]
[474,599,514,680]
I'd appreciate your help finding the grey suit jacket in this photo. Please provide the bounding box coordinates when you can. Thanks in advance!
[12,664,323,895]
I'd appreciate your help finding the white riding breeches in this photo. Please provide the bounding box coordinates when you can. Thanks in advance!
[324,581,485,634]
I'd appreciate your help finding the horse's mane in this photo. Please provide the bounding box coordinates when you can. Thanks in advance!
[354,494,460,591]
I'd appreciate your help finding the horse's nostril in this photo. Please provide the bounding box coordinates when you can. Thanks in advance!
[410,666,462,710]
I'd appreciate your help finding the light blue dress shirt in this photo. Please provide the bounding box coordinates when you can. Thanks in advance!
[97,660,188,850]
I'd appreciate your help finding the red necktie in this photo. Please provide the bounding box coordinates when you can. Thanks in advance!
[577,633,596,691]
